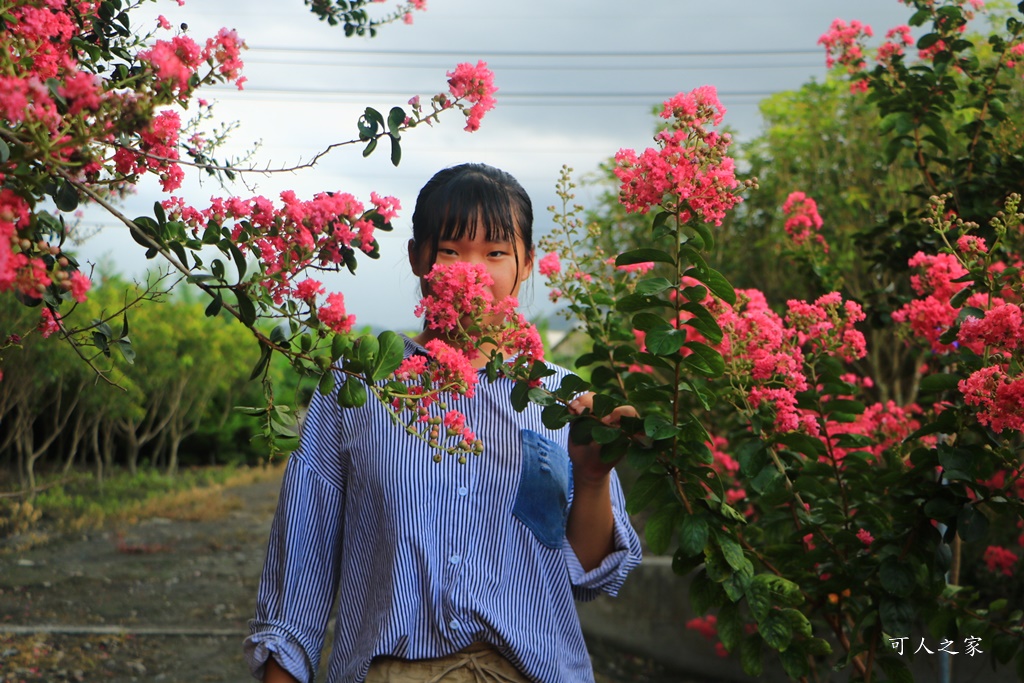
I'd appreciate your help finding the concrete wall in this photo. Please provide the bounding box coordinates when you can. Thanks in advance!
[577,556,1017,683]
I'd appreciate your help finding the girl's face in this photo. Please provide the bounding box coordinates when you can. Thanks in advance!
[409,224,534,309]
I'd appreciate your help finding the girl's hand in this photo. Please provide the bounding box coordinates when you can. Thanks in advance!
[566,393,638,485]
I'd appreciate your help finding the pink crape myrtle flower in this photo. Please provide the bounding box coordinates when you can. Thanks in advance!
[614,86,743,225]
[877,25,914,62]
[424,338,479,397]
[959,366,1024,433]
[782,191,828,251]
[415,261,495,335]
[818,19,874,71]
[139,35,204,94]
[785,292,867,362]
[983,545,1018,577]
[538,252,561,277]
[856,528,875,546]
[38,307,62,338]
[318,292,355,334]
[957,303,1024,355]
[68,270,91,302]
[446,61,497,132]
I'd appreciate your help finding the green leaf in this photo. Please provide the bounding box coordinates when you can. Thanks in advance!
[616,248,675,267]
[362,137,378,157]
[235,289,257,327]
[682,341,725,377]
[760,612,793,651]
[356,334,380,374]
[632,312,671,332]
[645,328,686,356]
[387,106,405,138]
[739,636,763,677]
[204,293,222,317]
[541,404,570,430]
[779,647,809,679]
[626,471,668,514]
[249,341,272,380]
[0,137,9,163]
[371,330,405,380]
[716,533,748,573]
[918,372,961,393]
[336,376,368,408]
[957,504,989,543]
[318,371,336,396]
[557,374,590,397]
[644,414,678,441]
[592,424,621,444]
[527,387,556,406]
[113,339,135,364]
[679,301,723,343]
[644,505,677,555]
[879,656,914,683]
[510,381,531,412]
[687,265,736,306]
[879,598,914,635]
[389,135,402,166]
[330,333,351,362]
[717,602,742,653]
[635,277,673,296]
[880,558,915,597]
[679,513,709,556]
[746,575,772,622]
[52,179,78,212]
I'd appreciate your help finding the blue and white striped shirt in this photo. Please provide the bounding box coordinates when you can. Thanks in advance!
[245,336,642,683]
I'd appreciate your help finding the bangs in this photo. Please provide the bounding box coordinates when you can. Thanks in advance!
[418,171,521,249]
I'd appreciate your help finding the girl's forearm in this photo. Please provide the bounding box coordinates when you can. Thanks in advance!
[565,473,616,572]
[264,657,300,683]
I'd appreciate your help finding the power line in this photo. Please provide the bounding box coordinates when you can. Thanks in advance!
[208,85,778,101]
[241,56,825,72]
[248,45,824,58]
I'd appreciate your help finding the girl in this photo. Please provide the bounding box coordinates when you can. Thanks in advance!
[245,163,642,683]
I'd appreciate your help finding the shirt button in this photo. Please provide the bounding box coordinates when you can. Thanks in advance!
[449,619,461,630]
[457,486,468,497]
[449,554,461,565]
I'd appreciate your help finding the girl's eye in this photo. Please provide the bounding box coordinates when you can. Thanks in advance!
[488,250,508,258]
[438,248,458,256]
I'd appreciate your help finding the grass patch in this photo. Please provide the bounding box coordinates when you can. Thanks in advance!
[0,465,282,546]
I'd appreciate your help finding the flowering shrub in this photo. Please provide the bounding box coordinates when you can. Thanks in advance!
[532,1,1024,678]
[0,0,503,461]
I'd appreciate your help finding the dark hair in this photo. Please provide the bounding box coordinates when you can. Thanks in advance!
[411,163,534,273]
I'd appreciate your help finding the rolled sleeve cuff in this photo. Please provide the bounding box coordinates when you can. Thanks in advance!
[563,515,641,600]
[244,624,312,683]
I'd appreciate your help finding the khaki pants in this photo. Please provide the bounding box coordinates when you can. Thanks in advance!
[364,642,531,683]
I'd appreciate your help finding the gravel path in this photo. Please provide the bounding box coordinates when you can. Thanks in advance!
[0,469,691,683]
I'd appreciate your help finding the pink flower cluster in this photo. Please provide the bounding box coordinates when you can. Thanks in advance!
[140,28,247,94]
[819,19,874,71]
[614,87,742,225]
[388,261,546,459]
[785,292,867,363]
[446,61,497,132]
[318,292,354,334]
[891,251,973,353]
[781,191,828,251]
[161,189,397,304]
[959,366,1024,433]
[983,545,1018,577]
[877,25,914,63]
[0,0,249,309]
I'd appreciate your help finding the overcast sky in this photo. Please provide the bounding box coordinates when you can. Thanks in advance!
[75,0,918,331]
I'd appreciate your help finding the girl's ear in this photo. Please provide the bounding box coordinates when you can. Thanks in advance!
[408,239,427,277]
[522,247,536,280]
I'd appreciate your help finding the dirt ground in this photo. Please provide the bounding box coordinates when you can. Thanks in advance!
[0,470,688,683]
